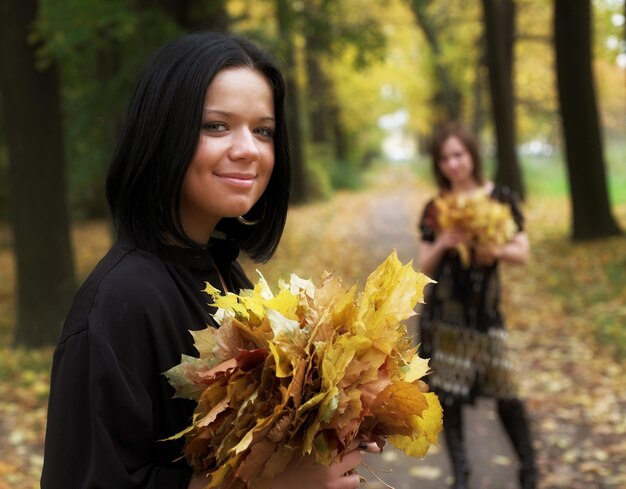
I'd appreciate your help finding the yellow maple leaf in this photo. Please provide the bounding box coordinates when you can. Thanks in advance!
[358,252,434,344]
[402,354,432,383]
[388,391,443,457]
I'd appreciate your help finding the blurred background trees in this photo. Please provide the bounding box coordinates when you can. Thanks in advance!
[0,0,624,345]
[0,0,75,346]
[555,0,622,239]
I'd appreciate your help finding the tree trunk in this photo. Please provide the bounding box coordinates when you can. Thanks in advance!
[329,91,349,162]
[276,0,308,203]
[482,0,525,199]
[304,38,330,144]
[472,37,487,139]
[0,0,76,346]
[554,0,621,239]
[409,0,462,124]
[164,0,230,32]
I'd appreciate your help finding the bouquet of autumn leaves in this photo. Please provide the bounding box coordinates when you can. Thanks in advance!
[433,191,517,267]
[164,251,442,489]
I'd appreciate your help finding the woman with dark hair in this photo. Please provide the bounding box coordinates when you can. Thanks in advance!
[417,122,537,489]
[41,32,377,489]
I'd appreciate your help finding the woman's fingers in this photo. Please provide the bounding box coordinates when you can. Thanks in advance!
[331,440,381,478]
[332,473,363,489]
[330,449,363,477]
[358,441,381,453]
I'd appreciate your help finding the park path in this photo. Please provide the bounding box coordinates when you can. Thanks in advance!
[319,166,626,489]
[320,166,522,489]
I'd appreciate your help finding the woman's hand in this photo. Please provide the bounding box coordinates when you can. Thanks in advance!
[419,229,468,276]
[271,441,380,489]
[187,441,381,489]
[436,230,467,252]
[473,232,530,267]
[188,471,210,489]
[473,242,501,267]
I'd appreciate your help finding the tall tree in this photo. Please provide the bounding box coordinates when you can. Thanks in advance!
[471,45,487,139]
[276,0,308,203]
[409,0,462,124]
[554,0,621,239]
[158,0,230,32]
[482,0,525,199]
[304,34,331,144]
[0,0,76,346]
[302,0,331,145]
[301,0,386,164]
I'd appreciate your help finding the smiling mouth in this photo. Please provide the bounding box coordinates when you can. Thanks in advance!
[216,173,256,188]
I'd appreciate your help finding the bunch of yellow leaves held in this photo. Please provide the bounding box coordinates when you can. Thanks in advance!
[164,251,442,489]
[433,191,517,267]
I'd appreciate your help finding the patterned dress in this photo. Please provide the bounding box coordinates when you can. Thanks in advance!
[418,185,524,405]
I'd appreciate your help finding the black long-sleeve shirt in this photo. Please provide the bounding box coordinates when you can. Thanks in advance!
[41,236,252,488]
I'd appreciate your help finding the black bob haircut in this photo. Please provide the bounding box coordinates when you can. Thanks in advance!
[106,31,291,263]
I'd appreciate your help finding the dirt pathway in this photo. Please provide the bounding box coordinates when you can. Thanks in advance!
[330,167,523,489]
[340,167,626,489]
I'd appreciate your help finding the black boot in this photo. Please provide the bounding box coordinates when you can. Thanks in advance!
[497,398,538,489]
[443,400,470,489]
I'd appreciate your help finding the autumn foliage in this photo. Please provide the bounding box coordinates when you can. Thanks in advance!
[164,252,442,488]
[431,191,517,266]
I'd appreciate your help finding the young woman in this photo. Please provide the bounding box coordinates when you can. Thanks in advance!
[417,122,537,489]
[41,32,377,489]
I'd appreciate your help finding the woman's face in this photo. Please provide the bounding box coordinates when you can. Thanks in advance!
[180,67,275,244]
[438,136,475,188]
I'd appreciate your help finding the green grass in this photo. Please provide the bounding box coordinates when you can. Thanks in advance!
[520,153,569,199]
[521,140,626,204]
[601,254,626,358]
[538,235,626,362]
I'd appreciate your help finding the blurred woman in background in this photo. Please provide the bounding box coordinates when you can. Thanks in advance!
[417,122,537,489]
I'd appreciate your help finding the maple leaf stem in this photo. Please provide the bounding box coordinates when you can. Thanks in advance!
[359,461,394,489]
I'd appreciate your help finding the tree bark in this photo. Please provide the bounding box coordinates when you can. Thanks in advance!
[276,0,308,203]
[471,41,487,139]
[328,89,349,162]
[554,0,621,239]
[304,37,330,144]
[409,0,462,124]
[165,0,230,32]
[482,0,525,199]
[0,0,76,346]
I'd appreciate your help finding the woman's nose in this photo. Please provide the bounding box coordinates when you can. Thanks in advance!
[447,157,459,168]
[229,129,261,161]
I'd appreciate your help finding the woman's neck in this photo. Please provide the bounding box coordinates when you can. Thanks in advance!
[450,179,480,194]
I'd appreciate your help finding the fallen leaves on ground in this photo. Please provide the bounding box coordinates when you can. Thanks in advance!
[0,168,625,488]
[502,198,626,488]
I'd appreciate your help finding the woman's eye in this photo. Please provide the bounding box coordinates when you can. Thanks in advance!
[203,122,227,132]
[254,127,275,138]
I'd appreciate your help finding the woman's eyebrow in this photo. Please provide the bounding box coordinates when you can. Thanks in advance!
[203,109,275,123]
[203,109,230,117]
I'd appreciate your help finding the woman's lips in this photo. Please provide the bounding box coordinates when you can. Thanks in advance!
[216,173,255,188]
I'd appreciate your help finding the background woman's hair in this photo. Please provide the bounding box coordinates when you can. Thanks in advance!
[106,31,290,262]
[430,121,484,190]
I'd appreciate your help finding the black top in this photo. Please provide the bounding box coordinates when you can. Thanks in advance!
[41,235,252,489]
